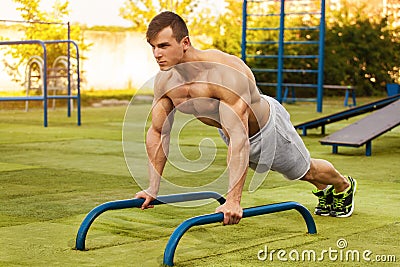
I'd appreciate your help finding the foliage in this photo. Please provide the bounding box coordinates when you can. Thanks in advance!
[120,0,201,33]
[211,0,243,57]
[211,0,400,97]
[324,3,400,96]
[0,0,90,86]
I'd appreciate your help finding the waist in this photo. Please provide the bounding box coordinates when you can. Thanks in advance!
[249,95,275,143]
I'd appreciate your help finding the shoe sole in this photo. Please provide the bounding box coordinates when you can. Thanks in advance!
[334,177,357,218]
[315,209,331,216]
[315,212,330,216]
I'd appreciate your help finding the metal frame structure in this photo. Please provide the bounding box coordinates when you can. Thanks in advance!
[241,0,326,112]
[320,98,400,156]
[163,201,316,266]
[75,191,317,266]
[294,94,400,136]
[0,20,81,126]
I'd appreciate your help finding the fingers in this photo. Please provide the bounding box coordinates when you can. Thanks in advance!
[222,210,242,225]
[215,205,243,225]
[134,191,155,210]
[141,197,154,210]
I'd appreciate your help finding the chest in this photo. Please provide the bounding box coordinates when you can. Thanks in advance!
[166,83,220,115]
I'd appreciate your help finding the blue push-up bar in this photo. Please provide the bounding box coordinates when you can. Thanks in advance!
[163,201,316,266]
[75,192,317,266]
[75,191,226,251]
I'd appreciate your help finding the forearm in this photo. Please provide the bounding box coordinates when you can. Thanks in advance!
[146,126,170,196]
[226,139,250,203]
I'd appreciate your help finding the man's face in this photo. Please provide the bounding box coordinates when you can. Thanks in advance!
[148,26,188,70]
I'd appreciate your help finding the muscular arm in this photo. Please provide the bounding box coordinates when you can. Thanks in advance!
[136,96,175,209]
[217,95,250,224]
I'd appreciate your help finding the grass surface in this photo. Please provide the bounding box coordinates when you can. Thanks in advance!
[0,97,399,266]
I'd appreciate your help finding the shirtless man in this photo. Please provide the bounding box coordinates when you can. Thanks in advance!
[134,11,356,225]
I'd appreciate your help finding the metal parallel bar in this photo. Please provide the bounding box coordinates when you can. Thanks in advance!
[248,55,319,59]
[0,19,67,25]
[284,27,319,31]
[34,40,81,126]
[248,12,321,17]
[163,201,317,266]
[0,96,45,101]
[247,0,272,2]
[75,41,81,126]
[247,27,280,31]
[247,41,279,45]
[252,68,276,72]
[67,22,71,117]
[247,0,321,2]
[0,40,47,126]
[252,68,277,72]
[285,0,321,1]
[366,141,372,156]
[295,94,400,135]
[252,68,319,73]
[258,82,319,88]
[47,95,79,99]
[75,192,226,251]
[284,55,319,59]
[247,55,279,59]
[257,82,278,87]
[288,98,317,102]
[283,83,319,88]
[247,26,318,31]
[344,90,350,107]
[242,0,325,110]
[43,44,48,127]
[284,41,319,45]
[247,13,280,17]
[0,39,81,126]
[246,41,320,45]
[276,0,285,103]
[317,0,326,112]
[241,0,248,63]
[285,11,321,16]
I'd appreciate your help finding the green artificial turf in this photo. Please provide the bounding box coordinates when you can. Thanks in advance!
[0,98,399,266]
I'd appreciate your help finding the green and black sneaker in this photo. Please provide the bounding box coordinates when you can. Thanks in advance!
[312,186,334,216]
[330,176,357,218]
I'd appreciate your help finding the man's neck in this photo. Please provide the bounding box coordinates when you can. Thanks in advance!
[181,46,202,63]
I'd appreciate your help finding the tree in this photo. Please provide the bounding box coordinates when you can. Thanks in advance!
[119,0,400,96]
[120,0,200,33]
[1,0,89,87]
[211,0,243,57]
[324,1,400,96]
[215,0,400,96]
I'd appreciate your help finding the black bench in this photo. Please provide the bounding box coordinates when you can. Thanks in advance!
[294,94,400,136]
[319,99,400,156]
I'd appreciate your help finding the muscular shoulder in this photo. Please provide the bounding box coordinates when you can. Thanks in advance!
[153,69,179,100]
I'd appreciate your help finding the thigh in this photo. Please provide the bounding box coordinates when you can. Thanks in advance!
[271,109,310,180]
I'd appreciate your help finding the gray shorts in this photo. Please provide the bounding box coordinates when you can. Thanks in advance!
[218,95,310,180]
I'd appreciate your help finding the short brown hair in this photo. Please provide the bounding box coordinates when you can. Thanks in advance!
[146,11,189,43]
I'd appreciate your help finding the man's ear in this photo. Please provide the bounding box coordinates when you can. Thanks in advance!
[182,36,191,51]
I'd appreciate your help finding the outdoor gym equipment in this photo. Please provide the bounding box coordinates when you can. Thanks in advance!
[320,99,400,156]
[0,20,81,127]
[75,191,317,266]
